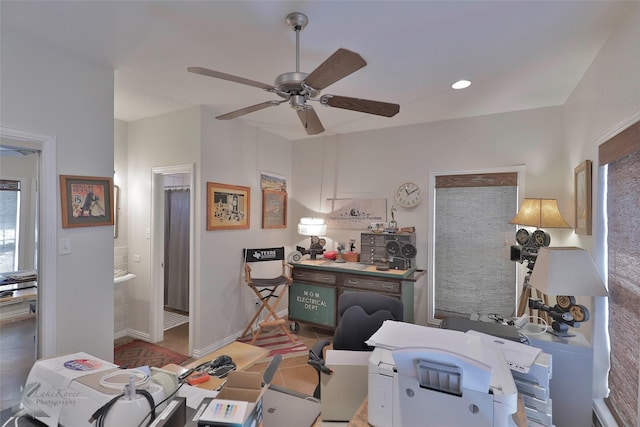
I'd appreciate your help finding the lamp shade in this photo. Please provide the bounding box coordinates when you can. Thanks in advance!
[297,217,327,236]
[509,198,571,228]
[529,247,607,296]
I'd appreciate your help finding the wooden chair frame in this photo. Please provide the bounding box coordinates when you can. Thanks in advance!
[241,248,296,345]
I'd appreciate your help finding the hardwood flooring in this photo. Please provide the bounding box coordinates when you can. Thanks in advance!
[0,316,36,412]
[158,321,333,397]
[2,316,332,413]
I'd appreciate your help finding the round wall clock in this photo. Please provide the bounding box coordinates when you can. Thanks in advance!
[395,182,422,208]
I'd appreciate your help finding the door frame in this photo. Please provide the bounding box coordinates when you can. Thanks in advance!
[150,164,195,355]
[0,126,57,358]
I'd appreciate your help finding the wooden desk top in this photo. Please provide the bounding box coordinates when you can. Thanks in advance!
[163,341,268,391]
[292,259,420,279]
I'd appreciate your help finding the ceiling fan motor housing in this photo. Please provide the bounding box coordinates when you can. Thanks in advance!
[274,72,319,98]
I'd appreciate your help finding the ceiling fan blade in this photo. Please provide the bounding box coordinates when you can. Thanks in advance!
[304,48,367,90]
[321,95,400,117]
[297,107,325,135]
[188,67,276,91]
[216,101,283,120]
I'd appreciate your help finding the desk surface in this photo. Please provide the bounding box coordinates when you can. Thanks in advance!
[292,260,419,279]
[163,341,268,391]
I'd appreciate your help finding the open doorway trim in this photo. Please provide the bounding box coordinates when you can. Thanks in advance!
[150,164,195,356]
[0,126,57,358]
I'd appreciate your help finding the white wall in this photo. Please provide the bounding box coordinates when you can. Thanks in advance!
[0,30,115,360]
[125,106,201,338]
[114,119,129,246]
[197,109,292,353]
[291,107,570,326]
[562,0,640,406]
[124,106,292,355]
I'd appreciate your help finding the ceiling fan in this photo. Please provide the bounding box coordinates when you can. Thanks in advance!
[188,12,400,135]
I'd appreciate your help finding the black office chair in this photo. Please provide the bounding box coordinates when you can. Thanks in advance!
[308,292,403,398]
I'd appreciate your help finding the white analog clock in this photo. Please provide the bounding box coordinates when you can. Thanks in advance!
[395,182,422,208]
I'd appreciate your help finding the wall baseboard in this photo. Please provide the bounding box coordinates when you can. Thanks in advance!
[114,329,128,340]
[126,328,151,342]
[191,309,290,359]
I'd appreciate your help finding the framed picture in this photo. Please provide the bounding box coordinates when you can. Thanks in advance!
[574,160,592,235]
[259,170,287,192]
[262,189,287,229]
[60,175,114,228]
[207,182,250,230]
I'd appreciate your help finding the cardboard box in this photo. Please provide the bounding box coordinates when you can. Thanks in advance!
[198,355,281,427]
[198,371,266,427]
[342,252,360,262]
[320,350,371,421]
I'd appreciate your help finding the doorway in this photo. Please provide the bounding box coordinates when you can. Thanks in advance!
[150,164,195,356]
[0,127,56,358]
[0,127,56,410]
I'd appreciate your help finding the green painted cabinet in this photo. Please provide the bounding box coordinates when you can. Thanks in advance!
[289,282,337,329]
[289,260,421,329]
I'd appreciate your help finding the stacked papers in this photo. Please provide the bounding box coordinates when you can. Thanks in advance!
[3,270,37,280]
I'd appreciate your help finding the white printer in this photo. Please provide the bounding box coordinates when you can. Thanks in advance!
[367,321,518,427]
[19,352,167,427]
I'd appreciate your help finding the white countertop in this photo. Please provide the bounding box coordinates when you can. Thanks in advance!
[114,273,136,284]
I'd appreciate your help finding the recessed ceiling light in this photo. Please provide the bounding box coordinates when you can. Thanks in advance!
[452,80,471,90]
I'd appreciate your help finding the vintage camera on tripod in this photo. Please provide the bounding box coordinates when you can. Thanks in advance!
[510,244,538,269]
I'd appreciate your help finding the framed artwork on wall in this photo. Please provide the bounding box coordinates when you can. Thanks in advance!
[207,182,250,230]
[60,175,114,228]
[262,189,287,229]
[574,160,592,235]
[325,198,387,229]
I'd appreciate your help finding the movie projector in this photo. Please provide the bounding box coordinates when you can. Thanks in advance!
[361,232,417,270]
[509,228,550,268]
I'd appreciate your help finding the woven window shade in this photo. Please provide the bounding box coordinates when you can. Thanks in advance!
[602,120,640,427]
[434,172,517,319]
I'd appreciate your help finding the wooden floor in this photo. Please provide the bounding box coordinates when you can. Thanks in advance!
[156,321,333,397]
[1,316,332,412]
[0,316,36,412]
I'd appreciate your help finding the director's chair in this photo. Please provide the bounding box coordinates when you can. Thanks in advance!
[241,247,297,345]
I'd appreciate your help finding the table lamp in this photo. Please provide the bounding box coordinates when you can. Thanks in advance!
[297,217,327,260]
[528,247,607,336]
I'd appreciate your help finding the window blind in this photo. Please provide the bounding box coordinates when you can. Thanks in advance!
[434,172,518,319]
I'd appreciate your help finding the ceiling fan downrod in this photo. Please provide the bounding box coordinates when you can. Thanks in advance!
[286,12,308,73]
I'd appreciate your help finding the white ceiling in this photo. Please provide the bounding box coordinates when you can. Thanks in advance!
[1,1,633,141]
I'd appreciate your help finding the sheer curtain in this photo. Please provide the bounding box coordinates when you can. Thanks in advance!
[164,188,190,312]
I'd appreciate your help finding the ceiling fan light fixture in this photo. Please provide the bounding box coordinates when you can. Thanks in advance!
[452,79,472,90]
